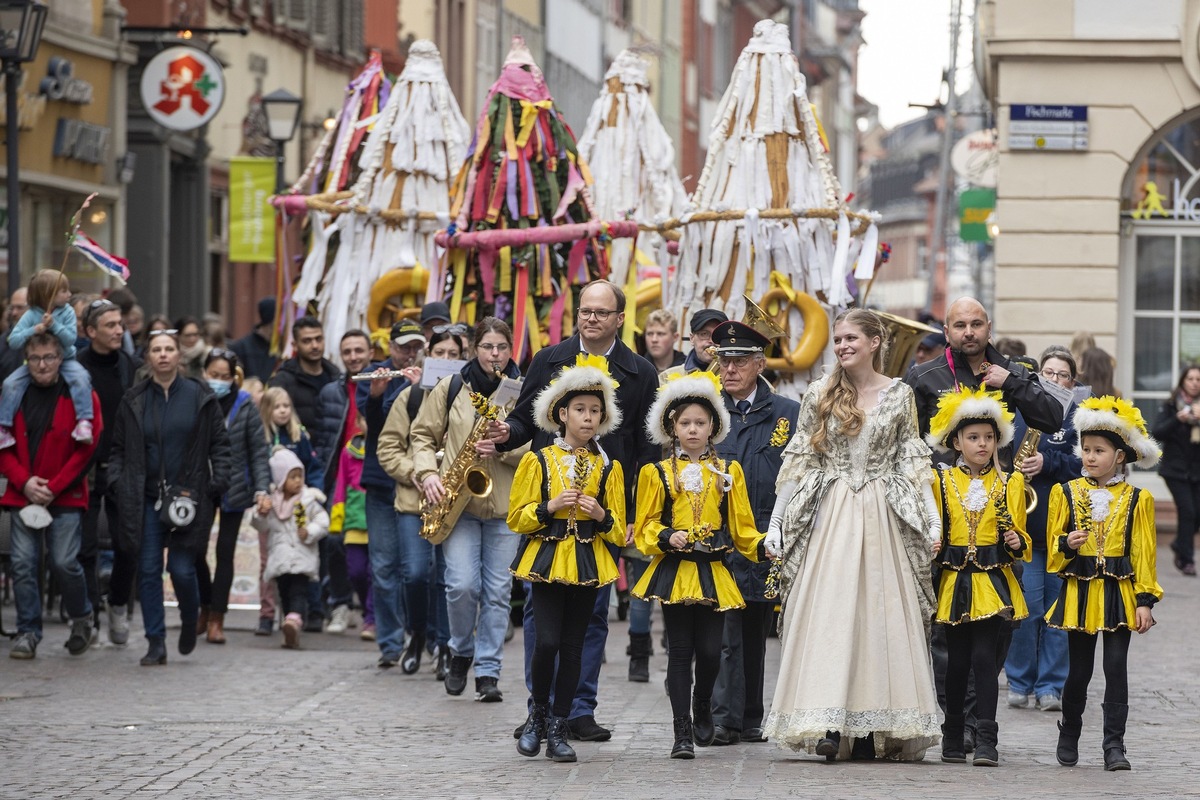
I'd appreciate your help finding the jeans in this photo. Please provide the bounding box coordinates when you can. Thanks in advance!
[430,544,449,646]
[11,508,92,638]
[345,542,374,625]
[80,467,120,624]
[366,489,407,657]
[625,557,653,636]
[324,533,353,609]
[442,512,519,678]
[1165,476,1200,564]
[137,499,199,641]
[523,578,613,719]
[0,358,93,426]
[1004,548,1069,699]
[398,512,434,638]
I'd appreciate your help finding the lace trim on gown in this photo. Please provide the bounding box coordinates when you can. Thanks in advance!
[763,708,940,760]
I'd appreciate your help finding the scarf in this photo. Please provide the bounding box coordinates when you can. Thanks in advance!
[463,357,520,398]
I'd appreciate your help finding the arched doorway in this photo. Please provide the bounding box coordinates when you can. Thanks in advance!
[1120,113,1200,421]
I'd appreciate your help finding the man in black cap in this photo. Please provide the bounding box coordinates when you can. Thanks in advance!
[913,331,947,367]
[707,319,800,746]
[231,297,279,383]
[659,308,728,382]
[420,301,453,342]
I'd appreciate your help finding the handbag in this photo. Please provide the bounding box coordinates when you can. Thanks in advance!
[152,392,200,532]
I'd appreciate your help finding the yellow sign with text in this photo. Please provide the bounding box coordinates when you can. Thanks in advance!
[229,157,275,263]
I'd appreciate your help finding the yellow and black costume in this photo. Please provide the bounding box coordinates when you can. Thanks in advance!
[1043,395,1162,771]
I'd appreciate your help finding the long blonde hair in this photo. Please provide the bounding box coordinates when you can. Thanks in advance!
[260,387,302,443]
[810,309,889,454]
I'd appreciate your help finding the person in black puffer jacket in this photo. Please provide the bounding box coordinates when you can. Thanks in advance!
[108,330,232,667]
[1153,364,1200,576]
[193,348,272,643]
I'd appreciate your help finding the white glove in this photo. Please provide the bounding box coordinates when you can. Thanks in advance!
[765,522,783,559]
[765,480,797,558]
[921,481,942,546]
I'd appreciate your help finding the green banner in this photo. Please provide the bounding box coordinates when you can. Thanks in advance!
[959,188,996,242]
[229,157,275,263]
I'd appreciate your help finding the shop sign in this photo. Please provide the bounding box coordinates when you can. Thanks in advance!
[959,188,996,242]
[229,157,275,263]
[1008,104,1088,151]
[950,129,998,188]
[39,57,94,105]
[0,71,46,131]
[52,118,110,165]
[139,46,225,132]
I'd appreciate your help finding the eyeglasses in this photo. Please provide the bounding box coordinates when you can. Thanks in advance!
[88,299,118,311]
[578,308,617,321]
[27,354,62,365]
[148,329,178,337]
[720,356,756,371]
[477,342,511,353]
[433,323,468,336]
[1041,369,1073,382]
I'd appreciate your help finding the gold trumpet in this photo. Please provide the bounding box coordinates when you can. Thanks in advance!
[1011,429,1041,514]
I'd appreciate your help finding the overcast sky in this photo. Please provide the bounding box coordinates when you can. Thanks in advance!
[857,0,971,129]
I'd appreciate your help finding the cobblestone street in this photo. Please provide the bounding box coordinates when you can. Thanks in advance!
[1,538,1196,800]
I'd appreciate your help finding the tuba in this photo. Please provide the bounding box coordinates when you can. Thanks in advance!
[873,311,940,378]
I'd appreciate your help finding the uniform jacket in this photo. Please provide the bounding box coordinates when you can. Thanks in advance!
[714,377,800,602]
[0,387,102,510]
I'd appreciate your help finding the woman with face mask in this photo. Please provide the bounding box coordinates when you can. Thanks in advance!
[193,348,272,643]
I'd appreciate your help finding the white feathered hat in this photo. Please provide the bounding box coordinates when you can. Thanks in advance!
[532,354,622,437]
[926,385,1015,451]
[1072,395,1160,469]
[645,371,732,447]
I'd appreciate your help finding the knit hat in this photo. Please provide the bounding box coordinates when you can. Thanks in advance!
[532,354,621,437]
[645,370,732,447]
[1073,395,1160,468]
[269,447,305,488]
[926,385,1015,451]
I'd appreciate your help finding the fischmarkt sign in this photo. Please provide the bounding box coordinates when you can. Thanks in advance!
[139,47,225,132]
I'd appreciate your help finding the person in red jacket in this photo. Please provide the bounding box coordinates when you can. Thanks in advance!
[1,332,102,660]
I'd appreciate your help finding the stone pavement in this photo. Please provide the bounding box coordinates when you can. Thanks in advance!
[1,538,1197,800]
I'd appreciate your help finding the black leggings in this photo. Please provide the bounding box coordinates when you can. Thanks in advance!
[530,582,598,718]
[275,573,310,619]
[1063,629,1131,707]
[662,603,726,719]
[944,617,1003,722]
[195,510,243,613]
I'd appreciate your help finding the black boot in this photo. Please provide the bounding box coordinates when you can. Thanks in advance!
[178,617,197,656]
[1102,702,1131,771]
[517,703,549,757]
[850,734,877,761]
[815,730,841,762]
[627,632,651,683]
[941,714,966,763]
[1056,700,1085,766]
[545,716,577,763]
[140,637,167,666]
[402,631,425,675]
[972,719,999,766]
[444,654,472,696]
[671,716,695,759]
[692,695,715,746]
[434,645,450,681]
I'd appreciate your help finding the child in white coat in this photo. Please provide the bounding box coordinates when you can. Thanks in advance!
[253,448,329,649]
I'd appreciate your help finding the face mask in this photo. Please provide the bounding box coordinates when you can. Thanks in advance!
[207,379,233,398]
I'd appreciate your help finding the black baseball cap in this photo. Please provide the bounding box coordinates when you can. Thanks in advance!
[420,301,452,326]
[689,309,728,334]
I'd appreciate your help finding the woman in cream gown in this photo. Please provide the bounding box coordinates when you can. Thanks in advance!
[763,309,941,760]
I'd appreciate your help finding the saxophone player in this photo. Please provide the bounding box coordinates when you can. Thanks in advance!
[409,318,527,703]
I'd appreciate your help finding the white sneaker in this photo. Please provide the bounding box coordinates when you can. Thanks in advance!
[1037,694,1062,712]
[0,427,15,449]
[326,605,350,634]
[108,604,130,645]
[1007,690,1031,708]
[72,420,94,444]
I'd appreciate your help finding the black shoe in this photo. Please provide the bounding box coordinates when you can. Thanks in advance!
[1102,702,1131,771]
[378,652,400,669]
[815,730,841,761]
[545,716,577,763]
[255,617,273,636]
[140,637,167,666]
[711,724,740,746]
[475,676,503,703]
[963,725,976,753]
[627,632,651,682]
[445,655,472,696]
[402,632,425,675]
[434,645,450,681]
[303,613,324,633]
[692,696,715,747]
[65,618,93,656]
[517,703,549,757]
[972,720,999,767]
[941,714,967,763]
[1056,701,1085,766]
[567,714,611,742]
[671,716,695,759]
[514,718,529,739]
[741,727,768,743]
[179,619,197,655]
[851,735,877,761]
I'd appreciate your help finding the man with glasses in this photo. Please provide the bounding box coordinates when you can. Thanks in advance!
[77,299,142,644]
[706,320,800,746]
[659,309,728,382]
[489,279,659,743]
[0,332,102,659]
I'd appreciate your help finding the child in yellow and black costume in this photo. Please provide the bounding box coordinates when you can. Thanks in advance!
[1045,396,1162,772]
[633,371,765,760]
[508,354,626,764]
[927,387,1031,768]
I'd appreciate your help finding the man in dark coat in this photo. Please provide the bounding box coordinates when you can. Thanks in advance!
[707,320,800,745]
[230,297,279,383]
[489,279,659,743]
[268,315,341,433]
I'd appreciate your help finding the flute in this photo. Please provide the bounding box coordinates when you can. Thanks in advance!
[349,369,409,382]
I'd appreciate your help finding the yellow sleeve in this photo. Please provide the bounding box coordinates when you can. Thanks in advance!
[1006,471,1032,561]
[1131,489,1163,604]
[329,502,345,534]
[931,468,945,520]
[506,451,546,534]
[634,463,669,556]
[1046,483,1073,574]
[599,460,627,547]
[410,379,450,481]
[376,387,415,484]
[726,461,763,562]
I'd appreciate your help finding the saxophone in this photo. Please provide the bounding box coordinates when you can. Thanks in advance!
[419,389,504,545]
[1011,429,1041,514]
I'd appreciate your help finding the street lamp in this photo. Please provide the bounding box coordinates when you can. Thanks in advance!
[260,88,302,192]
[0,0,47,299]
